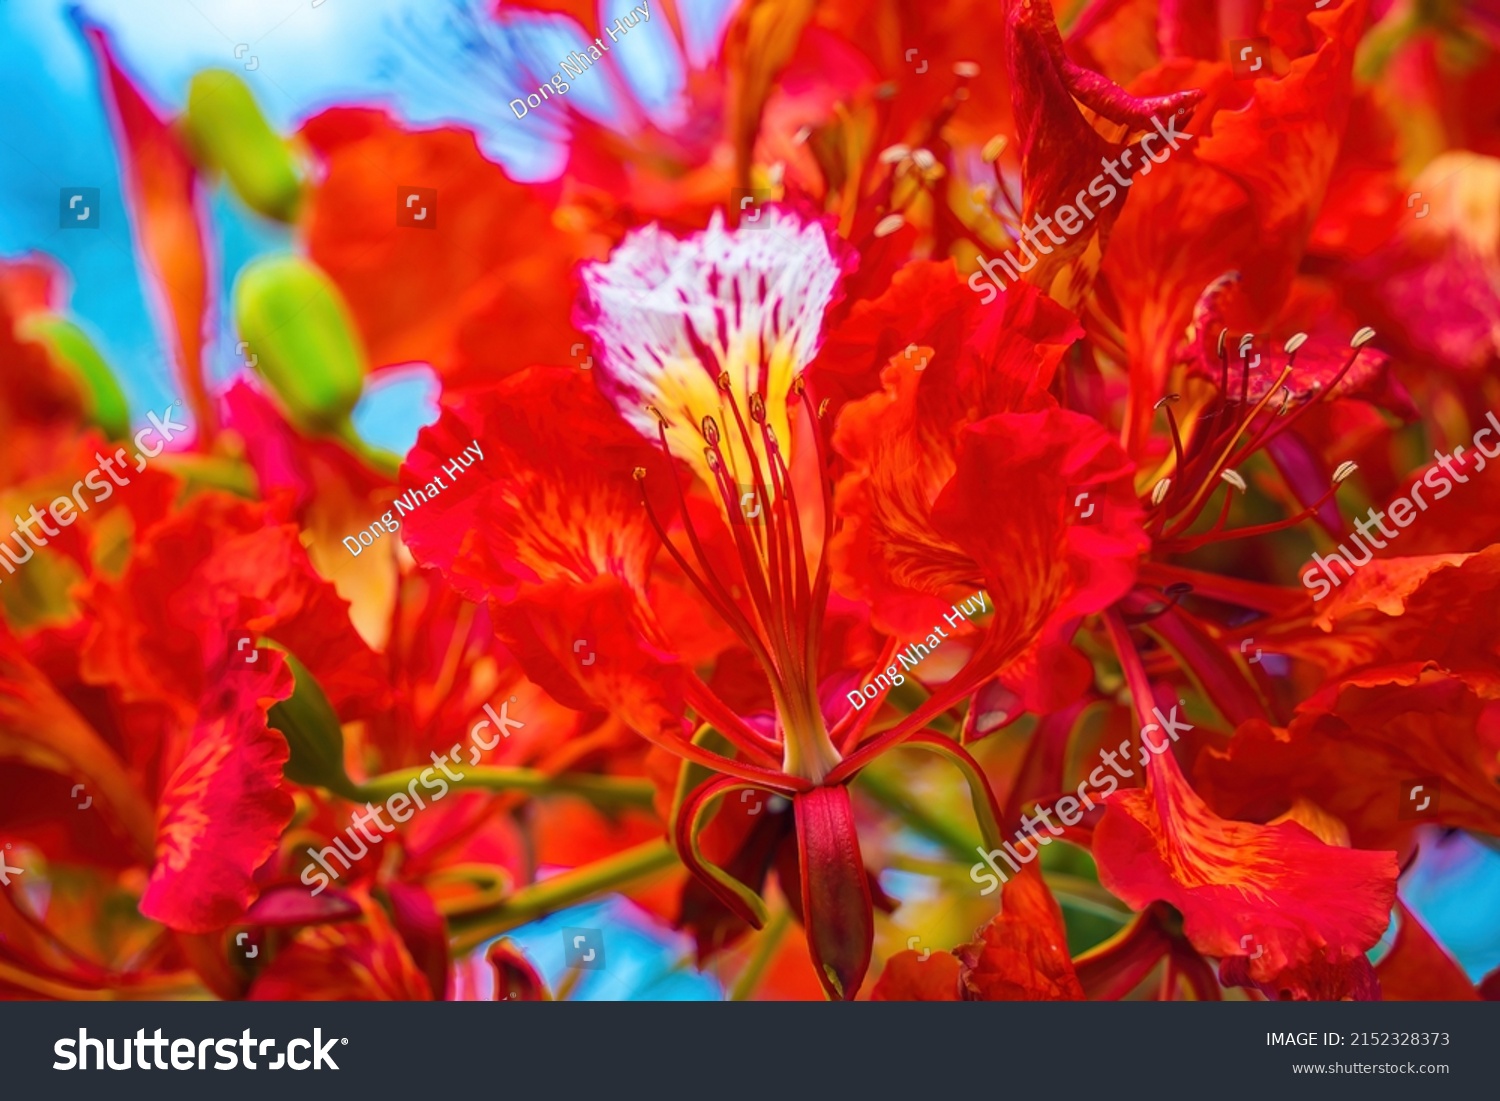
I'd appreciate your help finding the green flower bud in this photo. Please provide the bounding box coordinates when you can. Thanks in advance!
[234,255,366,432]
[183,69,303,222]
[17,315,130,439]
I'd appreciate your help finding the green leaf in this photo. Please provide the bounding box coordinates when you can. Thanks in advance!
[267,651,359,799]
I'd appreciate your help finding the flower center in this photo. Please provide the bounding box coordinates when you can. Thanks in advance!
[635,375,842,782]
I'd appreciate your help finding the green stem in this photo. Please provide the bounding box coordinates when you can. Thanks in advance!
[354,767,656,811]
[728,908,792,1001]
[449,839,679,951]
[855,765,978,863]
[334,417,401,478]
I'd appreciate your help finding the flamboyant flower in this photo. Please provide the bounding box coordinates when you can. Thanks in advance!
[402,203,1146,997]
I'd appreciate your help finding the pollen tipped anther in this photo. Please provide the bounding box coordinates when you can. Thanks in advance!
[981,135,1007,163]
[874,214,906,238]
[749,393,767,423]
[632,467,647,482]
[764,424,779,450]
[953,61,980,78]
[1220,468,1248,493]
[879,144,911,164]
[817,398,830,419]
[1154,393,1180,410]
[1283,332,1309,355]
[705,448,720,472]
[1351,326,1377,349]
[646,404,669,428]
[717,371,733,392]
[1151,478,1172,506]
[1333,460,1359,484]
[1216,330,1228,357]
[701,415,721,446]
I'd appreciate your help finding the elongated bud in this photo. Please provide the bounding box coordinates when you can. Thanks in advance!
[184,69,303,221]
[1333,460,1359,484]
[234,255,366,432]
[794,786,874,1002]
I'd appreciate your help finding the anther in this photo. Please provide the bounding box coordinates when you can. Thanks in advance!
[702,415,721,446]
[1332,461,1359,484]
[632,467,647,482]
[749,393,767,423]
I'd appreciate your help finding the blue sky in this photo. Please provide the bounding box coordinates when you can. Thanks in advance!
[0,0,716,451]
